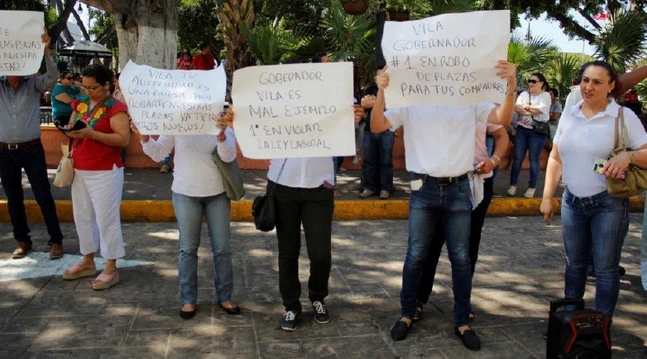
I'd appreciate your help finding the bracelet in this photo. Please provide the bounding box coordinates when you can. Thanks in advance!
[505,91,516,96]
[491,155,501,164]
[489,158,497,167]
[628,151,636,164]
[92,131,98,141]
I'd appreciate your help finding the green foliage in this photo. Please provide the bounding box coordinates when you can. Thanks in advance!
[320,0,376,94]
[594,10,647,73]
[0,0,46,11]
[429,0,474,15]
[385,0,431,15]
[508,34,559,82]
[177,0,223,54]
[244,19,313,65]
[546,53,582,102]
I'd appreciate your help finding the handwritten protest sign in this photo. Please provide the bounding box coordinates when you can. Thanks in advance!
[231,62,355,159]
[0,11,44,76]
[381,10,510,108]
[119,60,227,135]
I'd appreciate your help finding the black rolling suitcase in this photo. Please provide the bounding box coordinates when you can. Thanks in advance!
[546,299,612,359]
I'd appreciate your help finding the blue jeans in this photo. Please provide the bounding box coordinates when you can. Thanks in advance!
[172,192,233,304]
[561,188,629,316]
[362,130,394,192]
[401,173,473,326]
[509,126,547,188]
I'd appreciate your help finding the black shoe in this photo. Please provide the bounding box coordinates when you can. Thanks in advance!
[218,301,241,315]
[413,302,424,322]
[619,265,626,277]
[455,327,481,351]
[180,308,196,320]
[390,318,412,341]
[280,310,301,331]
[312,301,330,324]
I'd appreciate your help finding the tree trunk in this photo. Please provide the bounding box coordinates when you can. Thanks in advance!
[49,0,78,49]
[81,0,177,69]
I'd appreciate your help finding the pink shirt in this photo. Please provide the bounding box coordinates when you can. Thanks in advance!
[474,122,503,179]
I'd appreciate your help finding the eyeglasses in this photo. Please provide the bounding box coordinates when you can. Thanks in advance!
[81,85,102,92]
[64,77,73,80]
[528,79,539,84]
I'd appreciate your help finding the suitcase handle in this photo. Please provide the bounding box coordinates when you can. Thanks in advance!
[550,298,585,312]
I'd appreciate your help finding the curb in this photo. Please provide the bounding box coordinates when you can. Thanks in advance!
[4,197,645,223]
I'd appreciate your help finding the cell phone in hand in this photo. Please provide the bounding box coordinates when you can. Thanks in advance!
[71,121,87,131]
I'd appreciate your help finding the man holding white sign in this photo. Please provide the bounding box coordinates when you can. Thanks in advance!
[374,11,517,350]
[119,60,227,136]
[0,25,64,260]
[381,10,510,108]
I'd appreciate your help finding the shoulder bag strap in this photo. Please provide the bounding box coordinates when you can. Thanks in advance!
[613,107,622,151]
[71,97,111,151]
[619,106,629,150]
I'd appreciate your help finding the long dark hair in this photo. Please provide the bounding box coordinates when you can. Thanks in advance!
[530,72,549,91]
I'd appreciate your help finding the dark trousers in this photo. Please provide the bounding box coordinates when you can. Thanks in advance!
[271,181,334,312]
[416,177,494,305]
[0,142,63,245]
[362,130,394,192]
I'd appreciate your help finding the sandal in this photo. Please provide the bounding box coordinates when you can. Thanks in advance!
[62,264,97,280]
[91,271,119,290]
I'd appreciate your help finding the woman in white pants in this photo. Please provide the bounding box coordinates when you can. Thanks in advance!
[62,65,131,290]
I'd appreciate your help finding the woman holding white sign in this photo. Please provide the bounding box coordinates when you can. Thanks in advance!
[508,72,551,198]
[222,105,365,331]
[131,115,240,319]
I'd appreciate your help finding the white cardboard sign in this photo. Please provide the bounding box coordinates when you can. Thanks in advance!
[231,62,355,159]
[381,10,510,108]
[119,60,227,135]
[0,11,45,76]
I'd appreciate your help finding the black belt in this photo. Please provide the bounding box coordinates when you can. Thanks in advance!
[0,138,41,150]
[414,173,469,185]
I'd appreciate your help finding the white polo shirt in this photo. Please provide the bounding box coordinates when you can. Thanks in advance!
[554,100,647,197]
[267,157,334,189]
[385,102,495,177]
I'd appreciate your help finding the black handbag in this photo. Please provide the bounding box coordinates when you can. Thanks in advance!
[529,95,551,137]
[252,159,287,232]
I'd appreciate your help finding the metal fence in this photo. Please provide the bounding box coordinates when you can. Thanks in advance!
[39,107,53,124]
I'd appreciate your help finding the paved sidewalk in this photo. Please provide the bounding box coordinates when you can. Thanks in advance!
[1,216,646,358]
[1,168,562,201]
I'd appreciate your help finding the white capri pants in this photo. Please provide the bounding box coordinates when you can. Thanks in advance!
[71,166,125,259]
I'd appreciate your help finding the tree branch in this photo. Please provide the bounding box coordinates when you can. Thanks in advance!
[578,8,602,30]
[549,12,597,43]
[71,8,91,40]
[49,0,78,49]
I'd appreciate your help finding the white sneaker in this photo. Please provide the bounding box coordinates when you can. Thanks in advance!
[507,186,517,196]
[524,188,536,198]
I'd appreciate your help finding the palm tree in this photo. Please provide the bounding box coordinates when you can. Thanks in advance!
[546,54,582,102]
[218,0,255,99]
[243,19,312,65]
[508,34,559,87]
[594,9,647,73]
[320,0,376,96]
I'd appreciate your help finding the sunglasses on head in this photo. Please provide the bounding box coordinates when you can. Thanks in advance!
[528,79,539,84]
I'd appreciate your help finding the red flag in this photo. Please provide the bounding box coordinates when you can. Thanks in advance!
[593,12,608,21]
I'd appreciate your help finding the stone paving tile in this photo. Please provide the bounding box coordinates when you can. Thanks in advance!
[1,217,646,358]
[166,326,257,359]
[300,336,397,358]
[0,333,38,358]
[30,316,133,350]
